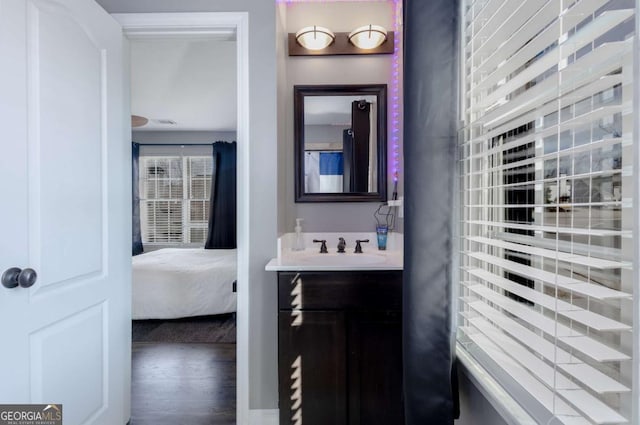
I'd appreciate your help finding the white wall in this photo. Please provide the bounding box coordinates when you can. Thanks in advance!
[96,0,279,412]
[278,1,404,234]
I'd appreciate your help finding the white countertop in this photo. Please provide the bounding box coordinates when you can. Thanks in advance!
[265,232,403,271]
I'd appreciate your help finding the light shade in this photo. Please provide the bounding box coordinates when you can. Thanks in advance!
[348,25,388,50]
[295,26,335,50]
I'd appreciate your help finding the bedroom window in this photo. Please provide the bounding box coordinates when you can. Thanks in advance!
[139,154,213,245]
[458,1,635,424]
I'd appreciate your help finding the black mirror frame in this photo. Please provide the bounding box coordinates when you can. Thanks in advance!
[294,84,388,203]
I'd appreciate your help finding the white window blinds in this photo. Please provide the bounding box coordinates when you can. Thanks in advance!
[459,1,635,424]
[139,146,213,245]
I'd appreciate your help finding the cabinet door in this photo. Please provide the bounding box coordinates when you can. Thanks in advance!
[348,311,404,425]
[278,311,347,425]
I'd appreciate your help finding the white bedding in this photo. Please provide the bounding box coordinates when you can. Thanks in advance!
[132,248,237,320]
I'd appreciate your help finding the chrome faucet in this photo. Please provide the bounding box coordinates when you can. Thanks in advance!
[337,237,346,253]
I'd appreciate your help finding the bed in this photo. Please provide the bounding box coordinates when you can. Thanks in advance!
[132,248,237,320]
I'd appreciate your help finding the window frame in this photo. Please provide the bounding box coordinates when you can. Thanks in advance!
[138,151,213,247]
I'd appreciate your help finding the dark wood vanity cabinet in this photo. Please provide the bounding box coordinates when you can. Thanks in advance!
[277,271,404,425]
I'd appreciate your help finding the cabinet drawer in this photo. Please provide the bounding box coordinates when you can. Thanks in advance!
[278,271,402,311]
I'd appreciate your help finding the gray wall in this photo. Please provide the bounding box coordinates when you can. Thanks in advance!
[132,130,236,144]
[305,124,347,146]
[96,0,279,411]
[278,2,404,235]
[277,4,289,241]
[456,370,509,425]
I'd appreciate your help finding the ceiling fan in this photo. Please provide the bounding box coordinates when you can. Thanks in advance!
[132,115,177,127]
[131,115,149,127]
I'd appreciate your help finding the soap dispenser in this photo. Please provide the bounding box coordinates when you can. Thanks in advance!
[293,218,305,251]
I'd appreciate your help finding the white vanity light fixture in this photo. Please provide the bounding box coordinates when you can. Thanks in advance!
[295,25,335,50]
[348,25,388,50]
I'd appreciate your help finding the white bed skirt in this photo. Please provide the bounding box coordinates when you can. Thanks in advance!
[132,248,237,320]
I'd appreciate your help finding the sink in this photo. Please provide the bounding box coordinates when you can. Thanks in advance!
[293,253,386,266]
[266,233,403,271]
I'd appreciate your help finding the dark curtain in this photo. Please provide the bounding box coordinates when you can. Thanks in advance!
[403,0,459,423]
[342,129,353,192]
[205,141,237,249]
[351,100,371,192]
[132,142,143,256]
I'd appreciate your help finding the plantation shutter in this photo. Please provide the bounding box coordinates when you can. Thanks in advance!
[140,156,184,244]
[138,145,213,245]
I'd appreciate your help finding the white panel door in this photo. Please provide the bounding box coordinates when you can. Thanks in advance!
[0,0,130,424]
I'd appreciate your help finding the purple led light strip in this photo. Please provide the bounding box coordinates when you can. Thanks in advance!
[390,0,401,183]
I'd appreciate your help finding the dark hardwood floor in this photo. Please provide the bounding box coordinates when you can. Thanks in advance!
[131,342,236,425]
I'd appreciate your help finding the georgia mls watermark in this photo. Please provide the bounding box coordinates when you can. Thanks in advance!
[0,405,62,425]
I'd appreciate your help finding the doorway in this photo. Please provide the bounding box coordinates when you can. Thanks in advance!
[115,12,250,425]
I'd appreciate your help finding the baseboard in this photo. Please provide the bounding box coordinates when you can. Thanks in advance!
[248,409,278,425]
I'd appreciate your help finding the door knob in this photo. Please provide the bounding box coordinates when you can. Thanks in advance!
[2,267,38,289]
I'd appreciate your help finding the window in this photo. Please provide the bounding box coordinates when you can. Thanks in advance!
[459,1,635,424]
[139,149,213,245]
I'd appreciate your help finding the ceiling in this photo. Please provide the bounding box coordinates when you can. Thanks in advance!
[130,37,237,131]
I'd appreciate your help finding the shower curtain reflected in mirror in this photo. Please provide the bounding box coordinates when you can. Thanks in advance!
[305,151,343,193]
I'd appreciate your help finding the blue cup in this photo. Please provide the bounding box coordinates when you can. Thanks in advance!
[376,225,388,250]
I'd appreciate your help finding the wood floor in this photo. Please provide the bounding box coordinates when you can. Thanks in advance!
[131,342,236,425]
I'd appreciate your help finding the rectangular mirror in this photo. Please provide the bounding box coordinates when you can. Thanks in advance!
[294,84,387,202]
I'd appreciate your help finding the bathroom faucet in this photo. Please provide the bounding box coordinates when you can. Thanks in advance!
[313,239,328,254]
[337,237,346,253]
[354,239,369,254]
